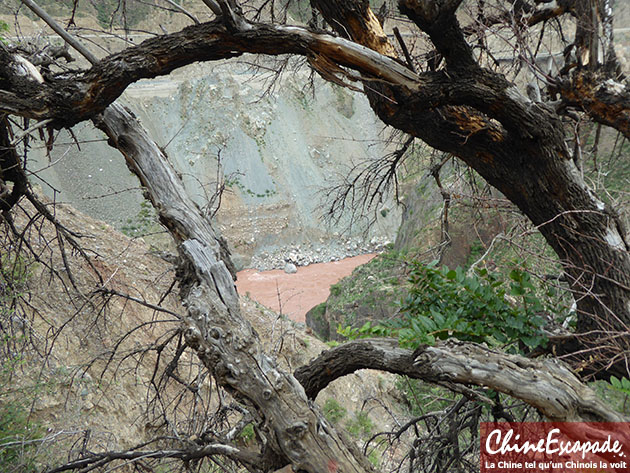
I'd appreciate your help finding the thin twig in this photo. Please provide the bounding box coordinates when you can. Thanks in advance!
[394,27,416,73]
[9,118,52,146]
[162,0,200,24]
[21,0,98,65]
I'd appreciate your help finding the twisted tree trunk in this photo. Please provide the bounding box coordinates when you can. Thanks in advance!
[93,103,376,473]
[310,0,630,373]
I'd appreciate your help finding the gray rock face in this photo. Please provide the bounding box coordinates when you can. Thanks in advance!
[284,262,298,274]
[31,61,401,268]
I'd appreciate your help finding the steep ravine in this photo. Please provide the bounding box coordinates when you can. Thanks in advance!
[29,61,400,270]
[2,198,403,470]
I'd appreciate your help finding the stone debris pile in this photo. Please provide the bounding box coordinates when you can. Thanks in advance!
[250,236,391,271]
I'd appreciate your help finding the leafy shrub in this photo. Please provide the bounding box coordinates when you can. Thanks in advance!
[121,200,160,237]
[0,394,42,472]
[395,376,455,417]
[238,423,255,444]
[0,253,44,472]
[0,347,43,473]
[340,261,548,352]
[0,20,8,44]
[92,0,153,29]
[322,398,346,424]
[608,376,630,396]
[1,253,31,348]
[594,377,630,414]
[346,411,374,439]
[325,249,408,340]
[329,284,342,297]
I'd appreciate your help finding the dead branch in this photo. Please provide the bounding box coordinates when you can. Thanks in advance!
[294,338,627,422]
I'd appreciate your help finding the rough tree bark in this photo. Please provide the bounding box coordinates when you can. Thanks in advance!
[309,0,630,372]
[294,338,627,422]
[93,103,376,473]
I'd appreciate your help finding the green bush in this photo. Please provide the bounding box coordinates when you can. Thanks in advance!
[0,348,43,473]
[340,261,548,352]
[609,376,630,395]
[0,20,8,44]
[593,377,630,415]
[0,252,44,472]
[238,423,255,444]
[322,398,346,425]
[121,200,160,237]
[1,252,30,342]
[346,411,373,439]
[0,397,42,472]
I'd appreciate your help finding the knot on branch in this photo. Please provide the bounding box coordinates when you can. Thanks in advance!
[285,422,308,439]
[0,44,45,90]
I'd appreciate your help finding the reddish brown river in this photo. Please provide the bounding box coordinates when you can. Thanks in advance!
[235,254,376,323]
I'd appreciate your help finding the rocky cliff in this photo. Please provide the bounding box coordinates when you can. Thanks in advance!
[27,60,399,270]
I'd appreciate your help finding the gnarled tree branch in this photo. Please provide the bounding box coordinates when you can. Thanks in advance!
[294,338,627,423]
[46,442,262,473]
[93,103,376,473]
[308,0,630,365]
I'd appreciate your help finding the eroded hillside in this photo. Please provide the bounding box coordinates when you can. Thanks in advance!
[0,197,403,472]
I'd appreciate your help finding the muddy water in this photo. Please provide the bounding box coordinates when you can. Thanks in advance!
[235,254,376,323]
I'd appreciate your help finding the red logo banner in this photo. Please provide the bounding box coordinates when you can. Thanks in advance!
[481,422,630,472]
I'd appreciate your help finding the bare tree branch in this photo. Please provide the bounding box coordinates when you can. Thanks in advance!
[45,442,262,473]
[294,338,627,422]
